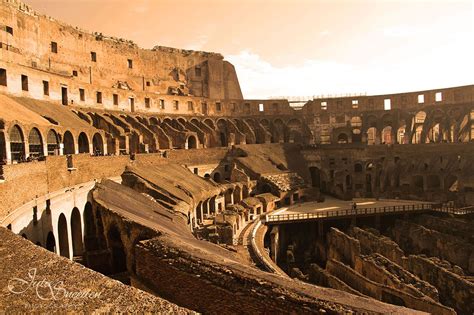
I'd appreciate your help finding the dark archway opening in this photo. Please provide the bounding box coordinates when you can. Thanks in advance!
[58,213,70,258]
[187,135,197,149]
[46,231,56,252]
[9,125,25,162]
[78,132,90,153]
[92,133,104,156]
[71,207,83,257]
[108,225,127,275]
[63,131,75,155]
[47,130,60,155]
[28,128,44,158]
[309,167,321,188]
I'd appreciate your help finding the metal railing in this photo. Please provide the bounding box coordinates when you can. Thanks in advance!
[433,205,474,215]
[265,203,432,223]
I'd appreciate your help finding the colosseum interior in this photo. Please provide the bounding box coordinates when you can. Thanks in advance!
[0,0,473,313]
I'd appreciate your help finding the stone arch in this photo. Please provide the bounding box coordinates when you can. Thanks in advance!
[272,119,286,143]
[337,133,349,144]
[187,135,198,149]
[78,132,90,153]
[217,119,228,146]
[47,129,60,155]
[83,202,95,238]
[28,127,44,158]
[233,186,242,203]
[107,224,127,274]
[92,133,104,155]
[367,127,377,145]
[58,213,70,258]
[63,131,75,155]
[381,126,393,144]
[9,124,25,162]
[149,117,160,125]
[413,175,424,190]
[354,163,363,172]
[412,125,424,144]
[397,124,407,144]
[0,130,5,162]
[203,118,215,129]
[71,207,83,256]
[177,117,187,125]
[46,231,56,252]
[426,175,440,190]
[309,166,321,188]
[414,111,427,124]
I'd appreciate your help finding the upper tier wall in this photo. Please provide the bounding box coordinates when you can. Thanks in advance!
[302,85,474,113]
[0,0,242,103]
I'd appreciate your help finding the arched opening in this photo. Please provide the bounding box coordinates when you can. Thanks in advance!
[352,129,362,143]
[427,123,441,143]
[412,126,423,144]
[346,174,352,189]
[9,125,25,162]
[46,231,56,252]
[397,125,406,144]
[71,207,83,257]
[92,133,104,155]
[309,167,321,188]
[426,175,440,190]
[47,129,60,155]
[354,163,363,172]
[63,131,75,155]
[83,202,95,238]
[367,127,377,145]
[366,174,372,193]
[233,186,242,203]
[381,126,393,144]
[58,213,70,258]
[337,133,349,144]
[0,131,6,162]
[414,111,426,124]
[213,172,221,183]
[108,225,127,274]
[413,175,424,190]
[78,132,90,153]
[187,135,197,149]
[261,183,272,193]
[28,128,44,158]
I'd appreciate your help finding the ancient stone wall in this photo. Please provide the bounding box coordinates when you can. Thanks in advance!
[405,255,474,314]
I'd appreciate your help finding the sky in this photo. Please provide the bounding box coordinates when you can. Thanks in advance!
[24,0,474,99]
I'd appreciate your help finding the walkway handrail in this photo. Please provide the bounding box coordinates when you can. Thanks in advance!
[265,203,433,223]
[266,202,474,223]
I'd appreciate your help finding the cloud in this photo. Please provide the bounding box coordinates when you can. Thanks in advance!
[226,49,474,99]
[382,25,425,38]
[319,30,330,37]
[226,50,359,99]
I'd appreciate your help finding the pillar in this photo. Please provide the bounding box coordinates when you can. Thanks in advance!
[270,226,280,265]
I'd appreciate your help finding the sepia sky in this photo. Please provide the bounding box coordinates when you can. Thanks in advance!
[24,0,474,99]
